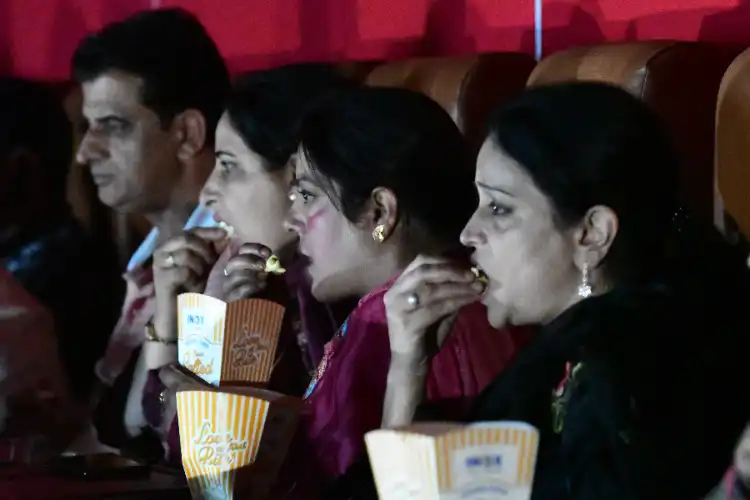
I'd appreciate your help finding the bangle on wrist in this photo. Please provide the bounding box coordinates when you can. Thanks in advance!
[145,322,177,345]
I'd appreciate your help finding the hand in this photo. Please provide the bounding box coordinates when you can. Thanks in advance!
[159,363,204,390]
[152,227,228,343]
[223,243,272,302]
[153,227,228,297]
[384,255,485,358]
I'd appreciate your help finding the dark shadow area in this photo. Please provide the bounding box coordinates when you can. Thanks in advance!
[422,0,477,55]
[103,0,153,23]
[700,0,750,44]
[0,0,10,75]
[298,0,336,62]
[49,0,87,81]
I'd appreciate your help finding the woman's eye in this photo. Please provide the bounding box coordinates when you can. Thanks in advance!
[489,202,512,216]
[219,160,237,176]
[297,188,314,203]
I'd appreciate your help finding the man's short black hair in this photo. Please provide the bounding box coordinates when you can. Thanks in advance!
[0,77,72,201]
[72,8,229,141]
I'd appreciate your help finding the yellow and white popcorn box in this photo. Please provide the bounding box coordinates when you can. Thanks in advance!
[365,421,539,500]
[177,387,301,500]
[177,294,285,386]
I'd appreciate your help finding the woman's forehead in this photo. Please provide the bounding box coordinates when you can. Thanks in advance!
[294,148,313,177]
[476,143,530,194]
[215,116,244,149]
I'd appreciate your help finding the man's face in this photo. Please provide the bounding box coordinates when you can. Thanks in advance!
[76,71,180,213]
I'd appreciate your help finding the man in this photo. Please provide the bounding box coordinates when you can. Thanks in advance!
[72,7,229,449]
[0,77,121,403]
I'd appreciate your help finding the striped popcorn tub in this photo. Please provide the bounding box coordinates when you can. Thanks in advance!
[365,421,539,500]
[177,294,285,386]
[176,387,301,500]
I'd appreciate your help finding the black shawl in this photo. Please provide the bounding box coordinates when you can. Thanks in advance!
[327,222,750,500]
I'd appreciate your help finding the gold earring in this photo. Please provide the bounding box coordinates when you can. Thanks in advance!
[372,225,386,243]
[577,263,592,298]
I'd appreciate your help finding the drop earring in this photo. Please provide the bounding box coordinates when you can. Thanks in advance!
[577,263,592,298]
[372,225,386,243]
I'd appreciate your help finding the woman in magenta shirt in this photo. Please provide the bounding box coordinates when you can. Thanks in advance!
[277,86,530,495]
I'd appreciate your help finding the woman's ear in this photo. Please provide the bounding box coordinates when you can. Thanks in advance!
[367,187,398,241]
[173,109,207,162]
[572,204,619,271]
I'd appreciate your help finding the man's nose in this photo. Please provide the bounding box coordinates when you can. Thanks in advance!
[76,132,107,165]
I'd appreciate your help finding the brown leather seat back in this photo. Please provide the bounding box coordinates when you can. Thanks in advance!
[529,43,741,223]
[366,54,537,152]
[716,48,750,241]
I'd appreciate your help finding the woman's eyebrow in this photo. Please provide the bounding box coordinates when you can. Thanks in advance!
[295,174,317,185]
[476,181,514,197]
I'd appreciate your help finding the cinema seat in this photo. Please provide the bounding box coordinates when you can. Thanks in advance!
[366,54,537,152]
[529,42,741,223]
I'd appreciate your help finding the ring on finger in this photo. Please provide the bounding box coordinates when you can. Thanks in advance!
[407,292,420,309]
[165,253,176,268]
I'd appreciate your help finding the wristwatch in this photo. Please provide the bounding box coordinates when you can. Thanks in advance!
[144,322,177,345]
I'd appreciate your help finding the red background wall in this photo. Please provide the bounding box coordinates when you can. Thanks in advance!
[2,0,749,80]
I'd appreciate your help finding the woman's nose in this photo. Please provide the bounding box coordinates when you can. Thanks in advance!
[460,213,486,248]
[199,170,221,208]
[199,185,217,208]
[283,212,303,234]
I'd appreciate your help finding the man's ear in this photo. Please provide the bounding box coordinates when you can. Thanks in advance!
[173,109,207,161]
[572,204,619,272]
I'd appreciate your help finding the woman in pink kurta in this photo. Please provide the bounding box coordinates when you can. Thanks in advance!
[302,278,529,479]
[277,87,530,496]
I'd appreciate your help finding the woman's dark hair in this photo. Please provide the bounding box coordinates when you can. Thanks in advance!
[488,82,685,284]
[225,64,355,170]
[298,86,477,252]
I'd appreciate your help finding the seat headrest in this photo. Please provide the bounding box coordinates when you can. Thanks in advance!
[716,48,750,238]
[366,54,536,152]
[529,42,741,222]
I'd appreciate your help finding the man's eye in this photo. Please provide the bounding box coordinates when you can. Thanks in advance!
[97,117,130,134]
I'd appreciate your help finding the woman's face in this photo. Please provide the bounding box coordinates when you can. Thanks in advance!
[200,113,296,252]
[285,150,375,303]
[460,140,582,328]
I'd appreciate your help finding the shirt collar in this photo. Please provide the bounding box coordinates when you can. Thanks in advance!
[126,205,218,272]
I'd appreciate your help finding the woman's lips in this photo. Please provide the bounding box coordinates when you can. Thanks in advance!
[471,266,489,284]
